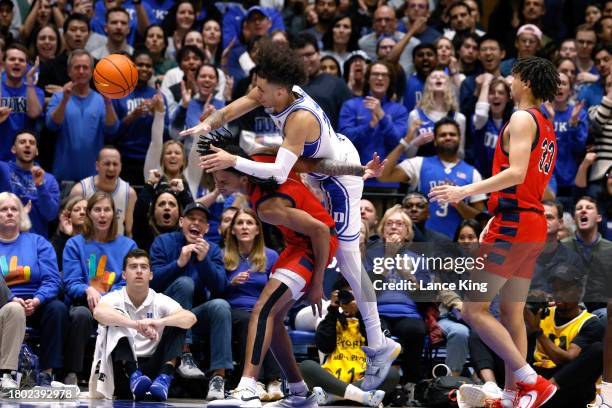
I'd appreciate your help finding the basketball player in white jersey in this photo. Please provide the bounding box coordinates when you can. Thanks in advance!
[180,39,400,392]
[70,146,137,236]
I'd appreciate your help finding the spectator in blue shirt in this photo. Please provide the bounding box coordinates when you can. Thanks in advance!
[541,72,588,200]
[0,192,67,387]
[577,44,612,109]
[150,202,231,399]
[339,60,408,189]
[403,43,437,114]
[7,131,60,238]
[224,208,283,401]
[46,49,119,181]
[112,49,168,185]
[0,43,44,161]
[62,191,137,385]
[143,0,174,25]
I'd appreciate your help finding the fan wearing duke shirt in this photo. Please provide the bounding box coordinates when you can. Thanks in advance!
[180,38,400,391]
[378,117,487,238]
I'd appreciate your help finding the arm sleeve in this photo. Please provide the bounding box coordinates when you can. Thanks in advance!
[473,102,490,130]
[143,110,165,181]
[35,175,60,222]
[62,238,88,300]
[34,238,60,304]
[234,147,298,184]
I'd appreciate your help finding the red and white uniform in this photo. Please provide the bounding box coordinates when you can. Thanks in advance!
[482,108,557,279]
[249,154,338,299]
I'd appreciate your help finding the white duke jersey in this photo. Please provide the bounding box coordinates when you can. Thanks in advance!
[268,85,345,162]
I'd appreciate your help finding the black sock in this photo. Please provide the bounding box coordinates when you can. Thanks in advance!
[125,361,138,375]
[159,363,175,376]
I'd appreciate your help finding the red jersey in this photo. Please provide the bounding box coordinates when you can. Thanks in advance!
[248,154,336,248]
[488,108,557,214]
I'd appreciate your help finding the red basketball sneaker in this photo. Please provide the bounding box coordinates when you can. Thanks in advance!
[514,375,557,408]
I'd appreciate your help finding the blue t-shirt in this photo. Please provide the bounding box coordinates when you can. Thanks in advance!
[0,82,45,161]
[112,86,169,161]
[143,0,175,24]
[540,103,588,189]
[471,115,502,179]
[62,234,137,305]
[224,247,278,310]
[419,156,477,238]
[402,74,425,113]
[91,0,152,46]
[0,232,60,304]
[45,90,120,181]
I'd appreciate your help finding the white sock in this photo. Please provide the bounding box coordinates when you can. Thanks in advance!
[343,383,367,403]
[288,381,308,396]
[501,389,517,408]
[238,377,257,394]
[337,247,384,348]
[514,364,537,384]
[602,381,612,404]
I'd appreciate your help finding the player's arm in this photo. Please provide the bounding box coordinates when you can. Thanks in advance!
[429,111,535,203]
[201,110,315,183]
[179,87,262,136]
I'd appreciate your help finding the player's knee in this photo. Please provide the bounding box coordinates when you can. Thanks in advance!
[462,302,489,324]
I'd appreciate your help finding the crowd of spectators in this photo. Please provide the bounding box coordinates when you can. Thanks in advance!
[0,0,611,406]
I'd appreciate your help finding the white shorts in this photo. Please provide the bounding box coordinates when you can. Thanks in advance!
[270,268,307,300]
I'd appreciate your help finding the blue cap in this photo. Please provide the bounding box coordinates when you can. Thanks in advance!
[183,202,211,220]
[245,5,268,20]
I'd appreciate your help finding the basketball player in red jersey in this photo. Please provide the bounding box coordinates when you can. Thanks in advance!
[200,130,385,408]
[429,57,560,408]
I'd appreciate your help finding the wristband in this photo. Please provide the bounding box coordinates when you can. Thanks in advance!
[399,138,410,150]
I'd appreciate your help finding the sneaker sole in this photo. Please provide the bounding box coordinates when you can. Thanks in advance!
[208,399,262,408]
[460,385,491,406]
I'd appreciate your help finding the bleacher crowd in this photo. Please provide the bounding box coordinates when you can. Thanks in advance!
[0,0,611,406]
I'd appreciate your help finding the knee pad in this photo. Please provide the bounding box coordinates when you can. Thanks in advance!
[251,284,288,365]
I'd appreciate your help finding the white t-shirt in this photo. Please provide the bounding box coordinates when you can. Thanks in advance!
[99,288,181,357]
[398,156,488,203]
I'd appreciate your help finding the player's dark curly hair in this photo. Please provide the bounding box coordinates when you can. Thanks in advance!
[511,56,560,102]
[254,39,308,88]
[197,128,280,193]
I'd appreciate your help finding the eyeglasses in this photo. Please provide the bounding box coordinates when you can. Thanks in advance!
[370,72,390,78]
[408,3,427,9]
[385,220,405,227]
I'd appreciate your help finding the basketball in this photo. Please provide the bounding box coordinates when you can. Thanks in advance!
[93,54,138,99]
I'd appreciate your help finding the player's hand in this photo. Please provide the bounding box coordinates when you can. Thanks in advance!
[428,184,467,204]
[308,282,325,317]
[199,145,237,172]
[180,120,212,137]
[193,238,210,262]
[177,244,196,268]
[363,152,386,180]
[85,286,101,311]
[0,107,11,124]
[231,271,250,286]
[169,178,184,192]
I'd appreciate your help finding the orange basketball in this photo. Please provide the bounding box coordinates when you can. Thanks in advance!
[93,54,138,99]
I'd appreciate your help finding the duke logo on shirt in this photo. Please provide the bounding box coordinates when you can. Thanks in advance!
[0,255,31,286]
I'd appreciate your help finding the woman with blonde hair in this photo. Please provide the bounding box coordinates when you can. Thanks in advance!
[365,205,429,392]
[223,208,283,401]
[62,192,137,385]
[0,192,66,387]
[407,70,466,157]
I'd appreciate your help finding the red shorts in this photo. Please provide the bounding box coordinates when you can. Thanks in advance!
[271,234,339,298]
[480,211,546,279]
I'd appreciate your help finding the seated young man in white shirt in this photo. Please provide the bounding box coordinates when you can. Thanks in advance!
[92,249,197,401]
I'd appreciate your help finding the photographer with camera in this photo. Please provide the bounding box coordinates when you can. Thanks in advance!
[299,277,399,407]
